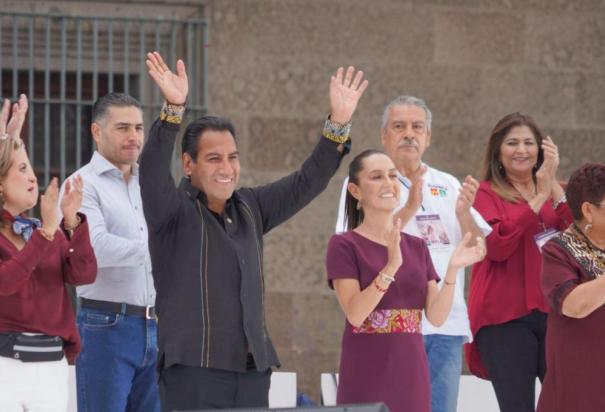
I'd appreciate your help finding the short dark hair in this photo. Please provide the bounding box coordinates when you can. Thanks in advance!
[566,163,605,221]
[345,149,385,231]
[181,116,237,160]
[92,92,142,123]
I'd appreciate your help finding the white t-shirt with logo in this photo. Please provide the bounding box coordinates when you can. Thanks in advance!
[335,164,492,342]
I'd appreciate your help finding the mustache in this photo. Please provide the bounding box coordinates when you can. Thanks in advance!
[398,138,419,148]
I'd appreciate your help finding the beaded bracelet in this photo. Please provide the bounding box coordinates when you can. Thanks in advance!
[160,102,186,125]
[373,278,388,293]
[553,194,567,209]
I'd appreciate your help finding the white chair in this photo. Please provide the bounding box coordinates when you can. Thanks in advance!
[269,371,297,408]
[457,375,542,412]
[320,372,339,406]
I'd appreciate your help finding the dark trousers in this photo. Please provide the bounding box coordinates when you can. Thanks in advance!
[476,310,547,412]
[159,355,271,411]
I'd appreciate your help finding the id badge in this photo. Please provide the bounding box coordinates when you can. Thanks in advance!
[415,214,452,250]
[534,228,559,252]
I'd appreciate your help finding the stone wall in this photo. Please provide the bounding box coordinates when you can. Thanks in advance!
[2,0,605,402]
[206,0,605,400]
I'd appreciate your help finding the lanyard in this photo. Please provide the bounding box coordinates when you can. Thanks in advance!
[398,176,426,212]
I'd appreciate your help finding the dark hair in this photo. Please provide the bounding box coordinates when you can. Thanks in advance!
[480,112,546,202]
[181,116,237,160]
[566,163,605,221]
[92,92,142,123]
[345,149,385,231]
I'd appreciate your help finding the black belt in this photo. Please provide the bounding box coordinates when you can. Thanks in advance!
[80,298,156,319]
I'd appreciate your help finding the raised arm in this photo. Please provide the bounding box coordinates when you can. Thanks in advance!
[140,51,189,228]
[251,66,368,233]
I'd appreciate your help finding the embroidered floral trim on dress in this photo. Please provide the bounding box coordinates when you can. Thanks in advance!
[353,309,422,334]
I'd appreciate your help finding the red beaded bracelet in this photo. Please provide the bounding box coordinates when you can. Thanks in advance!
[373,279,388,293]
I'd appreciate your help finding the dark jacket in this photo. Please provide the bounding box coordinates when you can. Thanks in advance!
[140,117,348,372]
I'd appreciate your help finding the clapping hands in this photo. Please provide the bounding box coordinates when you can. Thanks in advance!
[448,232,486,270]
[0,94,28,142]
[535,136,559,197]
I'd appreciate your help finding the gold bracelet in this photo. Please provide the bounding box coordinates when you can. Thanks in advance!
[160,101,185,125]
[38,228,55,242]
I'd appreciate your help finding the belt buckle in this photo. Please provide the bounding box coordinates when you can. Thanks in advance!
[145,306,154,320]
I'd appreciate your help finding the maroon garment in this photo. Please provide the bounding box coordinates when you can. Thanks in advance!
[537,235,605,412]
[466,181,573,379]
[0,215,97,363]
[326,231,439,412]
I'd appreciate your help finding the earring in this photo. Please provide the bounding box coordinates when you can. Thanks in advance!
[585,223,593,233]
[356,201,361,211]
[497,162,504,173]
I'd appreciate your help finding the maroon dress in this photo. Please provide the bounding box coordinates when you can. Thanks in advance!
[326,231,439,412]
[537,231,605,412]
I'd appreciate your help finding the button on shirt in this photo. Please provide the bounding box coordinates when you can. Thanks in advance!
[64,151,155,306]
[336,164,492,341]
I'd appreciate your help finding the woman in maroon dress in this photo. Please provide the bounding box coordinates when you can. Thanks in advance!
[537,163,605,412]
[326,150,486,412]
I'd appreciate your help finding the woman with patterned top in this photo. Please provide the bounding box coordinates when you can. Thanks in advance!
[0,95,97,410]
[325,149,486,412]
[537,163,605,412]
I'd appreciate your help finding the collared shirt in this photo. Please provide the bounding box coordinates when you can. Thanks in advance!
[140,118,348,372]
[335,164,492,341]
[63,151,155,307]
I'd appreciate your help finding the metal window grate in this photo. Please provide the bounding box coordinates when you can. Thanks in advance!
[0,12,208,184]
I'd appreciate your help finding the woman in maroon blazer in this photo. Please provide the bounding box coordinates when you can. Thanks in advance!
[0,95,97,410]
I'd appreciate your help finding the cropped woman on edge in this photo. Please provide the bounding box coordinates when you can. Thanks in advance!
[326,149,485,412]
[0,95,97,410]
[537,163,605,412]
[466,112,573,412]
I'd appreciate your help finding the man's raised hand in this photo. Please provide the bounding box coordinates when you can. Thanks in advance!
[329,66,368,124]
[146,51,188,105]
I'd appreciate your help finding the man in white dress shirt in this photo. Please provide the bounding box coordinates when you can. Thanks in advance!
[61,93,159,412]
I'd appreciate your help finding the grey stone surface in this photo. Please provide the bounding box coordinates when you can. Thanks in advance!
[526,12,605,73]
[3,0,605,403]
[576,73,605,129]
[435,10,525,67]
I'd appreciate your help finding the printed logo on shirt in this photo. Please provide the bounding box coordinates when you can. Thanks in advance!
[428,184,448,197]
